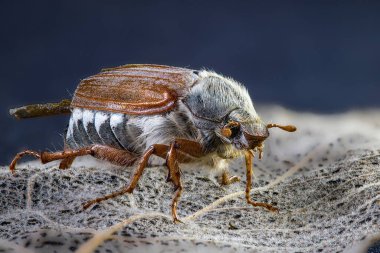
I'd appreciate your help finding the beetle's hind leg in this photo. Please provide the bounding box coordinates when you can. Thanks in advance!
[9,145,137,174]
[9,148,92,174]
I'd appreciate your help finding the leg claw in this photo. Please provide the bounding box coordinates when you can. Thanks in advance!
[227,176,241,184]
[221,172,241,185]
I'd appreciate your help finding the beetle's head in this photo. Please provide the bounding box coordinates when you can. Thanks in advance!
[217,109,296,153]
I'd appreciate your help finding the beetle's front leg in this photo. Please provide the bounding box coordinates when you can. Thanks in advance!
[244,150,278,212]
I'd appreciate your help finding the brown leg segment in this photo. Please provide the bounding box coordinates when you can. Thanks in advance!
[166,142,183,223]
[59,143,76,169]
[41,148,93,164]
[90,145,137,167]
[59,156,76,169]
[244,150,278,212]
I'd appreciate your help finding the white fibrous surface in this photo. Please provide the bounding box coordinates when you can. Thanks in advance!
[0,106,380,253]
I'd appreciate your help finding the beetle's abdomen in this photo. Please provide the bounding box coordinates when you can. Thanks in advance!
[65,108,140,151]
[65,103,200,157]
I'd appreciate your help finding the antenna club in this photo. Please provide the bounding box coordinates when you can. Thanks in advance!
[267,123,297,132]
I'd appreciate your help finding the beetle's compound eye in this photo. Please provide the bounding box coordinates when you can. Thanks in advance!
[221,121,241,138]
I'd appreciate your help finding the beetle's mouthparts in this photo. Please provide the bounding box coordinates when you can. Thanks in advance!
[267,123,297,132]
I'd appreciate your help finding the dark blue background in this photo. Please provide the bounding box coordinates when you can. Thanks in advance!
[1,0,380,165]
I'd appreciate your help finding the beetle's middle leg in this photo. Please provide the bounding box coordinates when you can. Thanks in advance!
[81,144,175,212]
[166,141,183,223]
[82,145,157,210]
[83,139,204,222]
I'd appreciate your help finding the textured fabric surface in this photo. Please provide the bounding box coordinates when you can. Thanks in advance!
[0,106,379,253]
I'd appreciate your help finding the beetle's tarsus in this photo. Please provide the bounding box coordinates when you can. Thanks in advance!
[9,150,41,174]
[82,186,133,210]
[247,199,279,213]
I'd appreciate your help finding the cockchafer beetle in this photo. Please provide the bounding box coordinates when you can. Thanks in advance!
[9,64,296,222]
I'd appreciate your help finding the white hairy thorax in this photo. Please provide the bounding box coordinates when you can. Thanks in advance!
[195,70,258,119]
